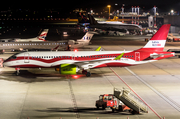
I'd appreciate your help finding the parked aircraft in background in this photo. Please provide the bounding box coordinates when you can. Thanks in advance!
[4,24,174,76]
[78,13,142,31]
[0,29,49,42]
[0,32,94,52]
[15,29,49,42]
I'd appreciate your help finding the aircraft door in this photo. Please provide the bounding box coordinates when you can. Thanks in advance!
[72,54,75,60]
[24,53,29,63]
[135,52,140,61]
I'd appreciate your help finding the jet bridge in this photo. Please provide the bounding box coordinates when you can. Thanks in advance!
[114,88,148,113]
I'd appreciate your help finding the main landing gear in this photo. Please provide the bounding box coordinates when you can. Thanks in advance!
[15,67,20,76]
[82,69,91,77]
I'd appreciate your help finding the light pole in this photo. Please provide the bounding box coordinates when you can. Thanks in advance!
[153,6,157,27]
[122,6,124,23]
[132,6,134,24]
[137,6,139,25]
[107,5,111,19]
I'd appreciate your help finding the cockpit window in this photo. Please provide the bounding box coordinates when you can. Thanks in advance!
[8,53,19,60]
[11,56,17,59]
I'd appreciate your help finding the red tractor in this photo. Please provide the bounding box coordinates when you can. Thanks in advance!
[95,94,118,112]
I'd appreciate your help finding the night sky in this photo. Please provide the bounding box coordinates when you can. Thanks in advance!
[2,0,180,13]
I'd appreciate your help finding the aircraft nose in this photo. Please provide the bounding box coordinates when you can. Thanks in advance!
[2,58,9,67]
[0,58,4,67]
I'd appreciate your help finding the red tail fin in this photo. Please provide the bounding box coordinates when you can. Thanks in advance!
[150,24,171,40]
[137,24,171,52]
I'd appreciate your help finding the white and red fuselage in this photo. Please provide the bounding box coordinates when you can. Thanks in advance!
[3,49,174,69]
[3,24,175,74]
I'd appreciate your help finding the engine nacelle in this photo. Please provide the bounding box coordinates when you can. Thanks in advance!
[56,64,79,75]
[68,40,75,45]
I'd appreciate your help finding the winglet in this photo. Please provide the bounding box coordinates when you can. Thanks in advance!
[95,46,101,51]
[114,53,124,60]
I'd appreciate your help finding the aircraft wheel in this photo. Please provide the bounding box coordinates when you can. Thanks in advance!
[96,104,99,109]
[86,72,91,77]
[16,71,20,76]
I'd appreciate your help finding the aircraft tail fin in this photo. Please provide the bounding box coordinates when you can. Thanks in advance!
[88,14,97,25]
[78,32,94,42]
[37,29,49,41]
[137,24,170,52]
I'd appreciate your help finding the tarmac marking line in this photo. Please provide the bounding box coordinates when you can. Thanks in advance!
[125,67,180,112]
[109,67,162,119]
[67,78,80,119]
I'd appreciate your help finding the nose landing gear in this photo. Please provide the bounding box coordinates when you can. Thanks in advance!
[15,67,20,76]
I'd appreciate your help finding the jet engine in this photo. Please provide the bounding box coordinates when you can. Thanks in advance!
[55,64,79,75]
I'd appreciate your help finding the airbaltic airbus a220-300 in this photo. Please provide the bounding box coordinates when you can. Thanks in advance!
[4,24,174,76]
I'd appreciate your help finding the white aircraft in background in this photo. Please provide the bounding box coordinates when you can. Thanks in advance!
[15,29,49,42]
[4,24,174,76]
[0,32,94,52]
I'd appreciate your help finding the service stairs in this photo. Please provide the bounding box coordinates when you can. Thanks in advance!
[114,88,148,113]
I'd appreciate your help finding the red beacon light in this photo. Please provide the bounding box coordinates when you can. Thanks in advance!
[73,75,79,79]
[74,49,78,52]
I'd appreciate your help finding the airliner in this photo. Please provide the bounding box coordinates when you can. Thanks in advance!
[0,29,49,42]
[79,14,142,30]
[3,24,174,76]
[14,29,49,42]
[0,32,94,52]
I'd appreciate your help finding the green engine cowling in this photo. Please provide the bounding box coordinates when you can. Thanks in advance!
[59,64,79,75]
